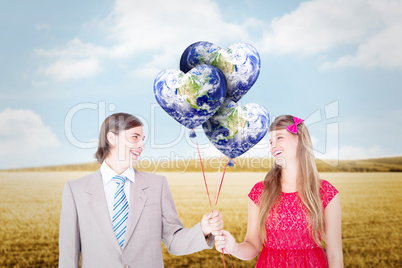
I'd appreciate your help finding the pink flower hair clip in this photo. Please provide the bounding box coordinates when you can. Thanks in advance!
[287,116,304,134]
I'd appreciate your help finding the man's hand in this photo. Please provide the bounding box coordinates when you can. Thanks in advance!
[201,210,223,237]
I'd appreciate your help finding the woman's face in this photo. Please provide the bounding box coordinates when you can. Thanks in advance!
[269,128,299,167]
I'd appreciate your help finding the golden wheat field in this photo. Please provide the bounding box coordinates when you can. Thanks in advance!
[0,172,401,267]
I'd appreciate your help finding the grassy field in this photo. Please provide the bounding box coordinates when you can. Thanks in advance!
[0,172,401,267]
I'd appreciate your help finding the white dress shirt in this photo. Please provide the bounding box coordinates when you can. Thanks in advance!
[100,161,135,221]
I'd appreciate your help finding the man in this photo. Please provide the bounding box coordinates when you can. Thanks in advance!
[59,112,223,267]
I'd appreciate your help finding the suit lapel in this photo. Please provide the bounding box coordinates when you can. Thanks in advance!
[123,169,149,249]
[86,170,122,255]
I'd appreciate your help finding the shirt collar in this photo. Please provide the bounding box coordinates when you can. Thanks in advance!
[100,161,135,185]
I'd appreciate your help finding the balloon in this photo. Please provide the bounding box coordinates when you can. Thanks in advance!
[202,99,269,159]
[180,41,261,103]
[154,64,227,129]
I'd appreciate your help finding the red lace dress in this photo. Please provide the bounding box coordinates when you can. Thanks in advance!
[248,180,338,268]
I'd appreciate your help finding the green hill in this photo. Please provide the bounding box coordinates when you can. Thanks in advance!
[3,156,402,173]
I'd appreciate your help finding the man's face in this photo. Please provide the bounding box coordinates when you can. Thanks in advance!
[113,126,145,166]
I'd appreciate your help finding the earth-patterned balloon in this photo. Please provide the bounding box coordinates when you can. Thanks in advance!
[154,64,227,129]
[180,41,261,103]
[202,99,269,158]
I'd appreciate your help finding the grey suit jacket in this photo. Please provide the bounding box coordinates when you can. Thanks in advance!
[59,169,213,267]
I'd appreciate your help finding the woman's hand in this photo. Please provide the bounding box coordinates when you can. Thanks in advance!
[214,200,261,260]
[214,230,238,255]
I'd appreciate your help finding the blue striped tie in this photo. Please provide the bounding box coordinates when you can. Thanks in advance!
[112,175,129,248]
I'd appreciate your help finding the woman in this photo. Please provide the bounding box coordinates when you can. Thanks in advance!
[215,115,343,267]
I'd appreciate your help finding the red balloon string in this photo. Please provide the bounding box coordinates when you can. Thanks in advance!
[222,249,226,268]
[214,153,223,205]
[195,144,233,267]
[215,159,229,206]
[196,141,212,207]
[222,248,234,268]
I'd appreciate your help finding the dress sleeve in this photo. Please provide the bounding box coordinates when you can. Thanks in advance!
[320,180,339,209]
[248,181,264,205]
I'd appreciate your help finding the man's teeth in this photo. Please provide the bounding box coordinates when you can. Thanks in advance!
[274,151,282,156]
[132,152,140,156]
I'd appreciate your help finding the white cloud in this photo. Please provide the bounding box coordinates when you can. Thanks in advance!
[35,0,262,81]
[322,22,402,69]
[35,38,108,59]
[35,0,402,81]
[35,39,107,81]
[38,58,101,81]
[109,0,263,78]
[259,0,375,54]
[259,0,402,69]
[107,0,256,58]
[133,48,180,79]
[0,108,60,168]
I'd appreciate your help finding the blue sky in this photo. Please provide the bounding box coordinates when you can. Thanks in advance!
[1,0,401,169]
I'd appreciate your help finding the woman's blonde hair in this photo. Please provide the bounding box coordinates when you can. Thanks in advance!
[258,115,325,246]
